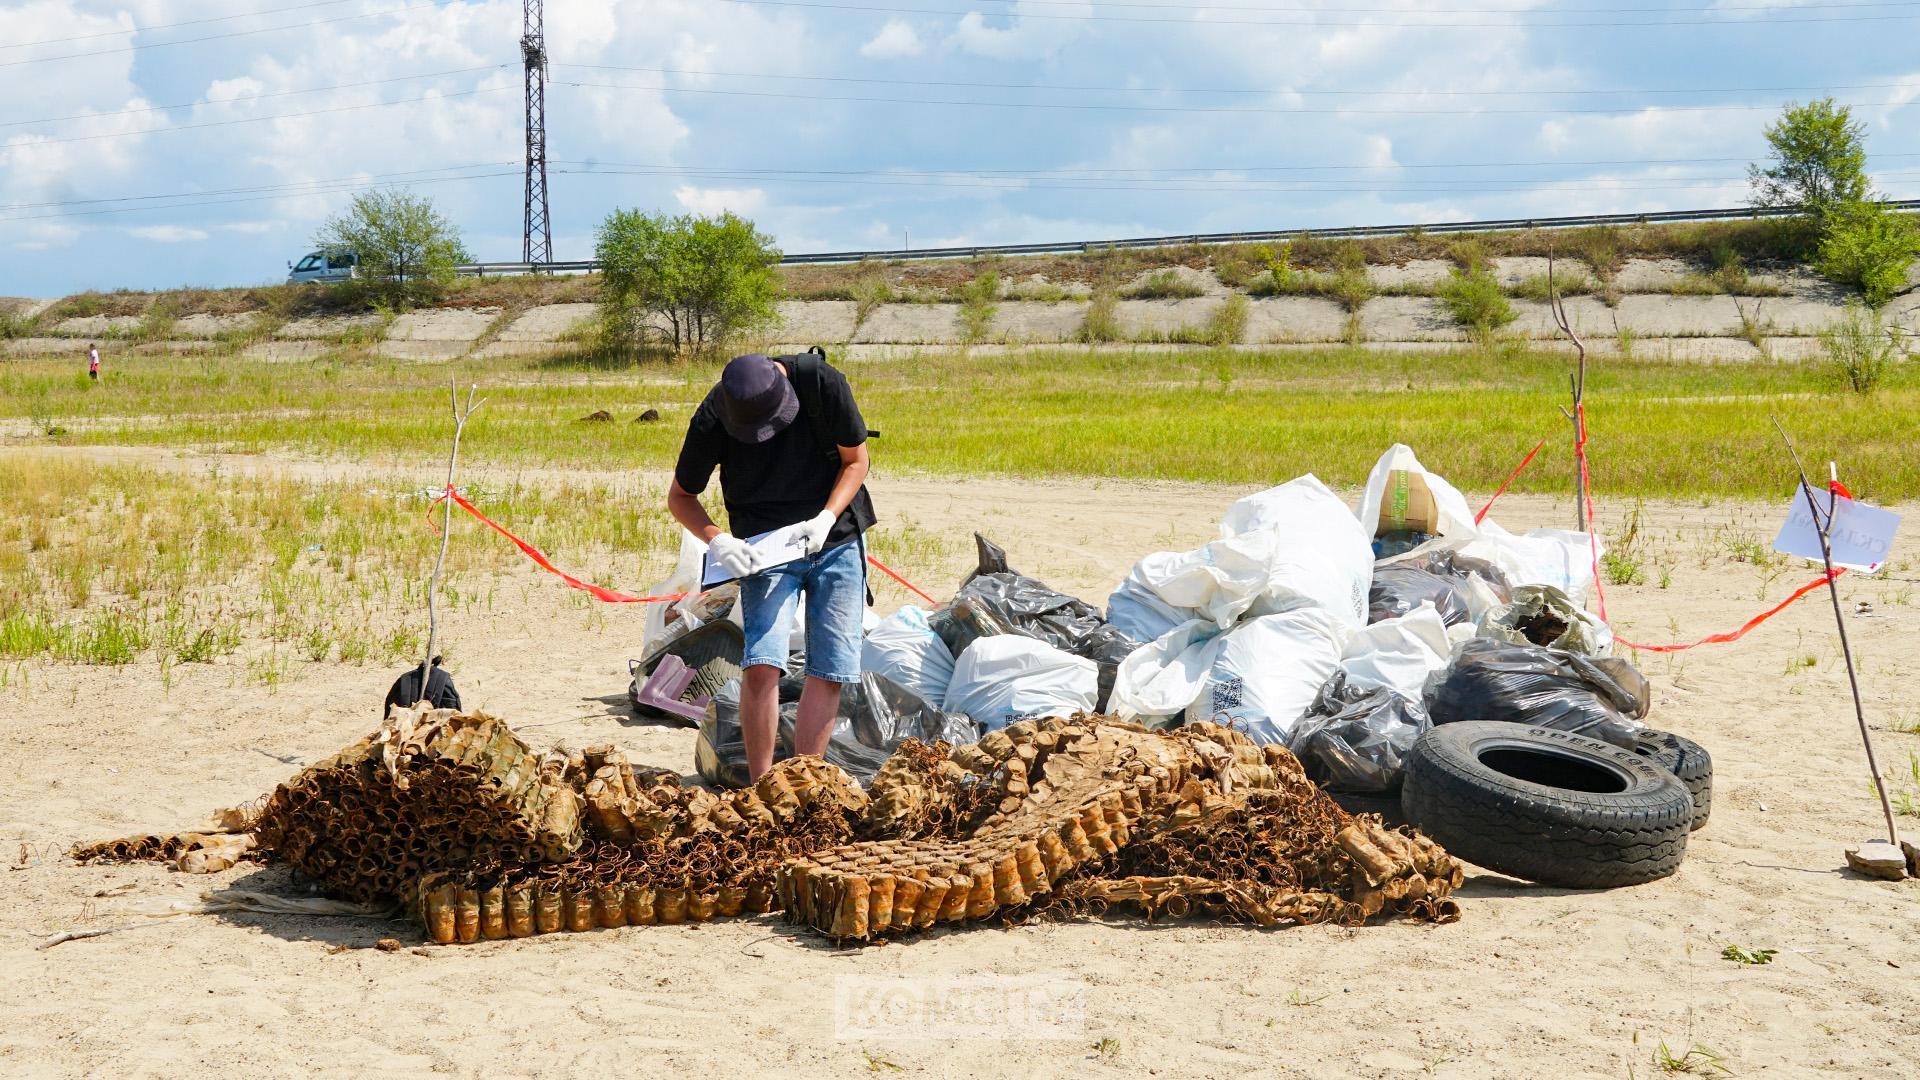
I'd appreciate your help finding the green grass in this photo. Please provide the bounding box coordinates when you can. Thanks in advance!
[8,347,1920,498]
[1121,269,1207,300]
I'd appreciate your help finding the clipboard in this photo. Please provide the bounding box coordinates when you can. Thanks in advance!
[700,522,812,588]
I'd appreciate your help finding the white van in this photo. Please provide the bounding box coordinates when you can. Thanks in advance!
[286,250,358,285]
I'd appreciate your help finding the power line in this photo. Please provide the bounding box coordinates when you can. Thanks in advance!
[551,163,1920,195]
[0,170,522,223]
[0,87,515,154]
[19,152,1920,214]
[0,162,520,212]
[553,61,1909,100]
[0,0,444,68]
[0,66,510,129]
[12,73,1895,155]
[557,77,1920,116]
[717,0,1920,27]
[907,0,1920,11]
[2,0,363,50]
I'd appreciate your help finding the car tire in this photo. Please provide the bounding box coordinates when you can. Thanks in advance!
[1403,722,1692,888]
[1632,729,1713,832]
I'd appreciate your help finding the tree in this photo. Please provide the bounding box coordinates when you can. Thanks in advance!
[312,188,470,305]
[594,210,782,353]
[1816,199,1919,308]
[1749,99,1870,221]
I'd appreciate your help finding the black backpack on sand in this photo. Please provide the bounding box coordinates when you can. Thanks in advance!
[384,656,461,716]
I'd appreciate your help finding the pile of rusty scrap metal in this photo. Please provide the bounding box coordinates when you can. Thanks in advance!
[74,706,1463,945]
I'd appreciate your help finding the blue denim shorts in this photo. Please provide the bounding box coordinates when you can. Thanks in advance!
[740,537,865,683]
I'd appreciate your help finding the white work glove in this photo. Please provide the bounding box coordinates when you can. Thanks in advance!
[798,509,837,555]
[706,532,756,579]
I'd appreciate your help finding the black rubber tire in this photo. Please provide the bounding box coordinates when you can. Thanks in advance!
[1403,722,1692,888]
[1632,729,1713,832]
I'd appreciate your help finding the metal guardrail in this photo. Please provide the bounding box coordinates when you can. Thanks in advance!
[454,200,1920,276]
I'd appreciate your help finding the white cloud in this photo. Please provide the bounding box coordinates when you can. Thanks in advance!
[860,20,924,59]
[674,185,768,215]
[129,225,208,242]
[951,1,1090,60]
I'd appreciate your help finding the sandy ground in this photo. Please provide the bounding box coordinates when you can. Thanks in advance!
[5,461,1920,1079]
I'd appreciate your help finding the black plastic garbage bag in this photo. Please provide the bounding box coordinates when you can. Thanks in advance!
[1423,638,1650,749]
[1395,548,1512,601]
[1289,672,1430,794]
[852,669,981,750]
[1368,566,1471,626]
[696,671,981,789]
[945,534,1142,709]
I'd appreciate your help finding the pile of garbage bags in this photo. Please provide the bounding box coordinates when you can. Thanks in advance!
[644,442,1649,797]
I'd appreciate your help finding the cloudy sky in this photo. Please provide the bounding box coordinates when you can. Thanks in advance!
[2,0,1918,296]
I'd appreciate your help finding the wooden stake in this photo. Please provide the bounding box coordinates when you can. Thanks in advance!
[1771,417,1900,849]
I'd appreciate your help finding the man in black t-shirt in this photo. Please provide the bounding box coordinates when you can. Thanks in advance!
[668,353,876,782]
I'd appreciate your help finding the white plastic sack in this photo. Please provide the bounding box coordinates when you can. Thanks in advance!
[1339,602,1451,699]
[861,606,956,705]
[1356,444,1479,541]
[1105,569,1189,645]
[1457,522,1602,607]
[1184,608,1349,745]
[1114,476,1373,634]
[642,532,710,657]
[1110,619,1229,721]
[944,636,1098,732]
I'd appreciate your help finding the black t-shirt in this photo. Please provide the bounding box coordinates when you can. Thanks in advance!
[673,360,877,547]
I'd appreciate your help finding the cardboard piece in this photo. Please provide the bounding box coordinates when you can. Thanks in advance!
[1377,469,1440,537]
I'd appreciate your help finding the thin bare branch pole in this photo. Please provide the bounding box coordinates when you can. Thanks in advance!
[1546,245,1590,533]
[1771,416,1899,847]
[417,378,483,705]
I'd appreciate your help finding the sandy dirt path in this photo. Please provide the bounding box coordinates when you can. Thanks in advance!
[4,456,1920,1078]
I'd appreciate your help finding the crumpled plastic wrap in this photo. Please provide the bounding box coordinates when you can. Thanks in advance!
[1478,583,1612,656]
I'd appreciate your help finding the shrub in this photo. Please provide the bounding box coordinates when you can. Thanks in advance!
[1078,288,1122,343]
[1819,300,1907,392]
[595,208,782,354]
[958,271,999,344]
[1815,200,1919,307]
[1436,266,1517,342]
[311,188,469,308]
[1327,243,1374,313]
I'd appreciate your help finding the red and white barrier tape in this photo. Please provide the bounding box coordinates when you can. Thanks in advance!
[428,486,939,606]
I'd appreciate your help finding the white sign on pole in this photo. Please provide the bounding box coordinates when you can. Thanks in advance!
[1772,486,1902,573]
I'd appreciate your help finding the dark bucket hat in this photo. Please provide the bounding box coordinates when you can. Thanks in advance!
[716,353,799,443]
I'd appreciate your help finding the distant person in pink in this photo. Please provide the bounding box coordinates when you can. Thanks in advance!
[87,343,100,381]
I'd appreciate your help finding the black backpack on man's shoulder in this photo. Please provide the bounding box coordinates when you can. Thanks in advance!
[784,346,879,463]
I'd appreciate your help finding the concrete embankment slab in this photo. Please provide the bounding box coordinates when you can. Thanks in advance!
[375,307,499,360]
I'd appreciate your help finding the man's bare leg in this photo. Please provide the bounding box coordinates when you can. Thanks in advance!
[741,664,782,782]
[792,675,844,759]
